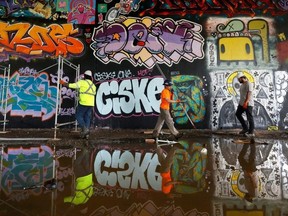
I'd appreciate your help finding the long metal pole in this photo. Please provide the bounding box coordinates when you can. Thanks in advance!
[0,67,6,132]
[54,56,62,140]
[3,65,10,132]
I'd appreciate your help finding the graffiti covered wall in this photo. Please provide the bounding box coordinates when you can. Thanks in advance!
[0,0,288,130]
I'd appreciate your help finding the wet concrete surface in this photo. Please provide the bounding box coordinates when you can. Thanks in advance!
[0,128,288,216]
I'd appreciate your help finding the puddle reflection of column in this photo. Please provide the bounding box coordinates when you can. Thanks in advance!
[50,144,57,216]
[0,144,4,193]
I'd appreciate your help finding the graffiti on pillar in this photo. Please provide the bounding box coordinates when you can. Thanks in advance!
[0,22,84,62]
[91,17,204,69]
[210,70,275,130]
[0,69,58,121]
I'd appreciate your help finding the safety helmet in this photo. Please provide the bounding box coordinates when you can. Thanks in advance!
[237,72,246,79]
[163,79,173,86]
[84,70,92,77]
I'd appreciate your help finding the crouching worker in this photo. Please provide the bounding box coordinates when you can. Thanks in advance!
[60,70,96,139]
[64,148,94,215]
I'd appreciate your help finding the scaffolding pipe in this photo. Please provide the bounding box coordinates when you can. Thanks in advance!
[54,56,62,140]
[62,57,78,70]
[56,120,76,127]
[0,65,10,133]
[53,56,80,139]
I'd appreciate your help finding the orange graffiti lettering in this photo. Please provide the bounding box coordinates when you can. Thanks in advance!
[0,22,84,59]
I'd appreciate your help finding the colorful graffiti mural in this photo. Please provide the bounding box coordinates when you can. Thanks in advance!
[0,0,287,131]
[91,17,204,69]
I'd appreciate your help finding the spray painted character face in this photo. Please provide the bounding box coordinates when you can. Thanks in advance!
[171,75,206,125]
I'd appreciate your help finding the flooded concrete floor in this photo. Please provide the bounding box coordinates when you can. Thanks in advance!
[0,128,288,216]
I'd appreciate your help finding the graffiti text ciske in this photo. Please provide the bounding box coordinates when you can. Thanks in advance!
[94,150,161,190]
[91,18,204,68]
[95,77,163,117]
[0,22,84,61]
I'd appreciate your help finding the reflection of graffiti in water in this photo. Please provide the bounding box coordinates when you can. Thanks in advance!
[171,75,206,124]
[1,145,54,195]
[171,141,207,194]
[90,200,209,215]
[156,141,207,195]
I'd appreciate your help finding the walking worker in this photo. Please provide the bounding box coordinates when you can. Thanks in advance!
[60,70,96,139]
[235,71,255,137]
[153,79,183,140]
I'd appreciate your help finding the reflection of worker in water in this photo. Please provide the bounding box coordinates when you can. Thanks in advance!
[157,145,188,197]
[156,145,187,196]
[64,148,93,215]
[238,143,259,204]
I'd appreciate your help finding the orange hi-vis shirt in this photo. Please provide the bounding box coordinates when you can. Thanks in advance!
[160,88,172,110]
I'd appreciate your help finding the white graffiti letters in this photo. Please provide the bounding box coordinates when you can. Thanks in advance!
[94,150,161,190]
[96,77,163,116]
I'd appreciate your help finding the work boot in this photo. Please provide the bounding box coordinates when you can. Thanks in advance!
[239,129,248,134]
[174,132,183,140]
[80,128,89,139]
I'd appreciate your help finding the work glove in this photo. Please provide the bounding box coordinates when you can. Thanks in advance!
[60,80,66,85]
[243,101,248,109]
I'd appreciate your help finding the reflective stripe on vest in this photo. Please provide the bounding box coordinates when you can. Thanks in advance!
[80,80,96,96]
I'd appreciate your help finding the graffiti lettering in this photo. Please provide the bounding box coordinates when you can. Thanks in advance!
[94,150,161,190]
[137,68,153,77]
[95,77,163,117]
[94,69,132,82]
[94,185,131,199]
[141,0,288,17]
[0,71,57,121]
[0,22,84,61]
[18,67,38,76]
[91,17,204,69]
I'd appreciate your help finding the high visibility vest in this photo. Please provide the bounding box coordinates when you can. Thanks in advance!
[69,79,96,106]
[64,173,93,205]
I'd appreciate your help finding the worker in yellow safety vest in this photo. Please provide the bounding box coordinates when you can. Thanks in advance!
[61,70,96,139]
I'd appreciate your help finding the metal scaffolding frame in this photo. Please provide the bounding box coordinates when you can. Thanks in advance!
[0,65,10,133]
[54,56,80,140]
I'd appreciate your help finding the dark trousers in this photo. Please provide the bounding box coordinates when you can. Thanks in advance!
[76,104,93,130]
[235,105,254,133]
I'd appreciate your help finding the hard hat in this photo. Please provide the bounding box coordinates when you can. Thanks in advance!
[163,79,173,86]
[84,70,92,77]
[237,72,245,79]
